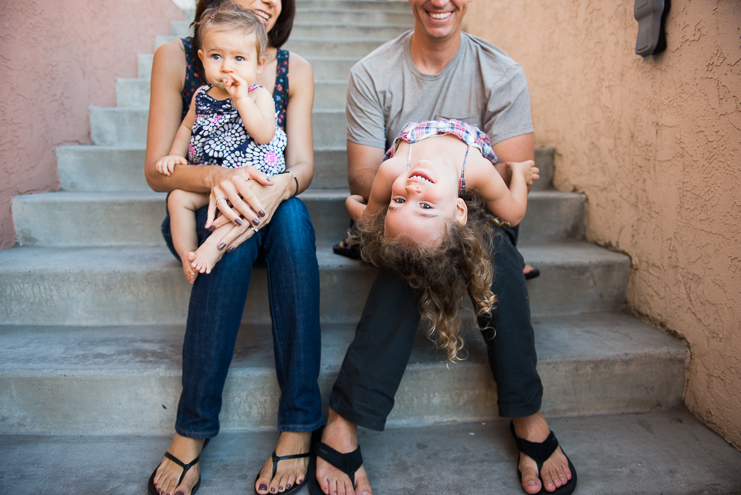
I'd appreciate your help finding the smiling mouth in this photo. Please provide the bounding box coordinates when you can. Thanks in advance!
[409,172,433,184]
[254,10,270,24]
[428,11,452,20]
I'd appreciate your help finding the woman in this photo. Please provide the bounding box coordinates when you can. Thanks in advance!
[144,1,321,494]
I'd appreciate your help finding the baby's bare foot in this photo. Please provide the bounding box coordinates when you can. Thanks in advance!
[189,241,225,275]
[182,253,199,284]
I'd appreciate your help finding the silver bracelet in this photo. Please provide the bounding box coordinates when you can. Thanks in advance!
[283,170,299,198]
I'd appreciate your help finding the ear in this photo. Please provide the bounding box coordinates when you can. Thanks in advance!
[257,56,266,74]
[454,198,468,226]
[198,49,205,63]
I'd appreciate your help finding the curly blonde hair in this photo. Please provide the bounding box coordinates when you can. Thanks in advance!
[355,191,501,362]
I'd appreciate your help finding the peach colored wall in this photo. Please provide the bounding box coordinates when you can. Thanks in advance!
[467,0,741,448]
[0,0,183,250]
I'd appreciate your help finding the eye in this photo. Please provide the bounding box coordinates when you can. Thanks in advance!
[211,54,221,60]
[420,203,432,209]
[392,198,406,204]
[235,56,244,62]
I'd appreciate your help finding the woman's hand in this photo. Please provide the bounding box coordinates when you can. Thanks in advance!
[206,166,277,229]
[206,170,294,251]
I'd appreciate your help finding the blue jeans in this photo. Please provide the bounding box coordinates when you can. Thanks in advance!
[162,197,323,438]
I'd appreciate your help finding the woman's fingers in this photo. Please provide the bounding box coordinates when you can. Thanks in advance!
[219,221,257,251]
[245,166,275,187]
[226,175,264,225]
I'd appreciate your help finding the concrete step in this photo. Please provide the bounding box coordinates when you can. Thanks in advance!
[54,146,554,193]
[297,1,412,12]
[115,77,348,109]
[3,408,738,494]
[283,37,388,57]
[168,21,410,40]
[89,107,345,148]
[0,242,629,326]
[138,53,153,79]
[11,189,583,248]
[294,9,414,25]
[0,312,686,434]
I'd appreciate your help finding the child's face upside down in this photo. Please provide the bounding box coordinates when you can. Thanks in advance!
[384,158,468,247]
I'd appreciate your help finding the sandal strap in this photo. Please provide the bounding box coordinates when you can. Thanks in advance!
[510,422,559,470]
[313,442,363,487]
[161,438,210,486]
[270,450,311,478]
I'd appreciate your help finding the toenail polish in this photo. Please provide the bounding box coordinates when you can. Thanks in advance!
[286,484,291,489]
[235,217,243,226]
[218,242,226,250]
[259,484,268,492]
[258,209,266,217]
[252,218,260,226]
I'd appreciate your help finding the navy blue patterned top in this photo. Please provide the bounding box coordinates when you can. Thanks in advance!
[181,37,289,131]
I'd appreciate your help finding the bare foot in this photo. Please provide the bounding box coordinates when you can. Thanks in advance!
[182,253,198,284]
[255,431,312,494]
[151,433,206,495]
[189,239,225,275]
[314,408,372,495]
[513,412,572,494]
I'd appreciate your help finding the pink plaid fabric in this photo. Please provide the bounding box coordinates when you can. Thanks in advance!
[383,119,498,164]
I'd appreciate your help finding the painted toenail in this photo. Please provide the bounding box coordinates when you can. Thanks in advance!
[259,484,268,492]
[174,492,184,495]
[286,484,292,489]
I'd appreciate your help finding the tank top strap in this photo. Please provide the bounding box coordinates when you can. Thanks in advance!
[273,49,289,131]
[181,37,204,119]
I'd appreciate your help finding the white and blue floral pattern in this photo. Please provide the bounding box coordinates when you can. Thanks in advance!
[188,84,286,176]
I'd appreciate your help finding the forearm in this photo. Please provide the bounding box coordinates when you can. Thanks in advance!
[145,161,224,194]
[235,99,276,144]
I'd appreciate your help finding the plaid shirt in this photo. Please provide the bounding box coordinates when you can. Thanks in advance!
[383,119,498,165]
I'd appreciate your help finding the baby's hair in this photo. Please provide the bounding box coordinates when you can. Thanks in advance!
[196,4,268,61]
[355,190,500,363]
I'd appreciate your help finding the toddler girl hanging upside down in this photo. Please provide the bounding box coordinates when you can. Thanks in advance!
[155,6,286,283]
[347,119,539,361]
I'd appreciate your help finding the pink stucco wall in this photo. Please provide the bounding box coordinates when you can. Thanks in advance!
[467,0,741,448]
[0,0,183,250]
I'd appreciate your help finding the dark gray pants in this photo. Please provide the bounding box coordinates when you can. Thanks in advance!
[330,226,542,431]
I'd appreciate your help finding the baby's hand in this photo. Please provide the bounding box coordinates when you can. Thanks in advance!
[223,73,251,102]
[155,155,187,176]
[346,194,367,220]
[507,160,540,186]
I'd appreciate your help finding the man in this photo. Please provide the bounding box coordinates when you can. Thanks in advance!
[311,1,576,494]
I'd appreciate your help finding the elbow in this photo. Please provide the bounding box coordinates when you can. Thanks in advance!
[144,166,168,193]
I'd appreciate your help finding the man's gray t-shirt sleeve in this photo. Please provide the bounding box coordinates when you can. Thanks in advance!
[346,64,387,150]
[483,65,533,145]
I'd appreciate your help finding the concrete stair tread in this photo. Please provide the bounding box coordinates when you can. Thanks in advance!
[3,409,739,494]
[0,312,686,373]
[0,312,687,432]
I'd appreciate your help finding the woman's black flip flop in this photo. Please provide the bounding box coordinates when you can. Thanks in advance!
[148,438,210,495]
[510,422,576,495]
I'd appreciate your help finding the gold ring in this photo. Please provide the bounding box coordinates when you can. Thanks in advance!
[215,197,227,203]
[250,225,259,234]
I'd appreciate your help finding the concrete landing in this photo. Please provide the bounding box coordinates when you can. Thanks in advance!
[1,409,739,494]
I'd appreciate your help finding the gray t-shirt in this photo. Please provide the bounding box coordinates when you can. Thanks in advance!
[347,31,533,151]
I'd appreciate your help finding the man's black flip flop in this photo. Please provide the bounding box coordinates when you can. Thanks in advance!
[510,422,577,495]
[308,435,364,495]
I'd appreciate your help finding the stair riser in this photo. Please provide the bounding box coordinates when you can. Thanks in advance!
[0,252,629,326]
[0,350,685,435]
[54,147,554,193]
[89,108,345,148]
[293,11,414,24]
[57,146,149,192]
[298,1,413,11]
[11,192,582,248]
[116,78,348,109]
[168,22,410,40]
[284,38,387,57]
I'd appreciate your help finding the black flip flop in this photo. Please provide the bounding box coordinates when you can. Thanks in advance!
[332,237,362,260]
[308,435,364,495]
[510,422,577,495]
[148,438,210,495]
[254,449,310,495]
[524,267,541,280]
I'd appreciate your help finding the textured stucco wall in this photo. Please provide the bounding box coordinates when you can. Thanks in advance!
[0,0,182,250]
[467,0,741,448]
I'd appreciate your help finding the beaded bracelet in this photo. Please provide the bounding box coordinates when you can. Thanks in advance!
[282,170,299,198]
